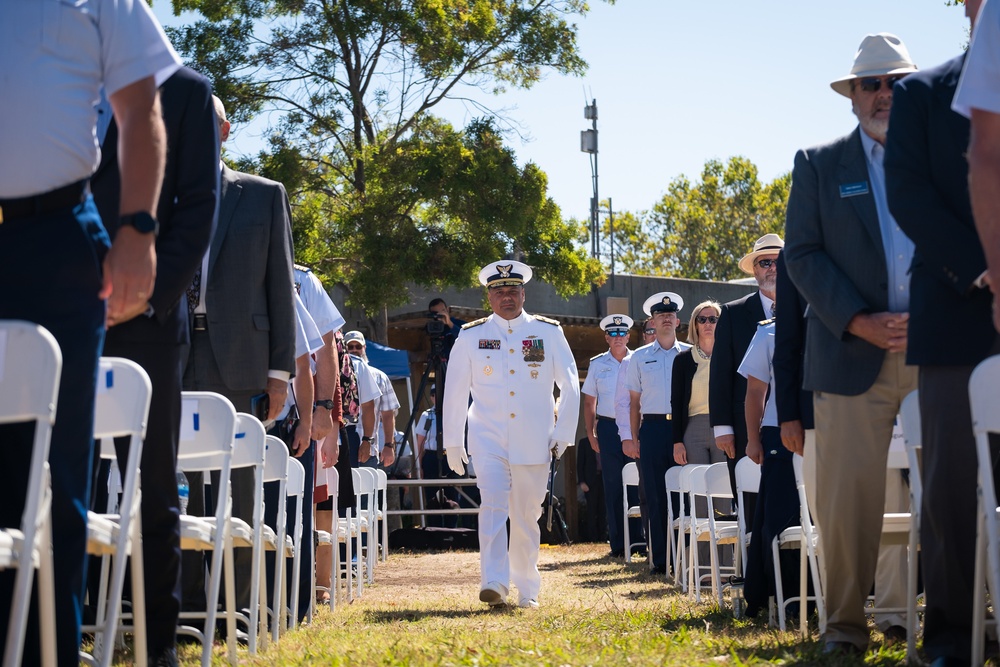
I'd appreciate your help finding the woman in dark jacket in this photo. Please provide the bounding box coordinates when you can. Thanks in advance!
[672,300,725,466]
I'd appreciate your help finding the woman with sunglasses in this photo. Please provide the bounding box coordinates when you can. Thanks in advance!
[671,301,725,467]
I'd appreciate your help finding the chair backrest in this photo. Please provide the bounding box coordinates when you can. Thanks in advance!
[971,356,1000,514]
[326,465,340,511]
[0,321,61,426]
[231,413,267,471]
[375,468,388,495]
[622,461,639,487]
[263,435,290,484]
[703,462,735,499]
[664,465,683,494]
[735,456,761,498]
[679,464,709,494]
[791,453,816,533]
[93,357,152,441]
[286,457,305,498]
[176,392,238,471]
[353,467,377,515]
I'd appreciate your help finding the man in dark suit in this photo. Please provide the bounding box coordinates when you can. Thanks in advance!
[885,4,999,662]
[182,96,296,616]
[784,33,919,656]
[90,66,218,666]
[709,232,782,515]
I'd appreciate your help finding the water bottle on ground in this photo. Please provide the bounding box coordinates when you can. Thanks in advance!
[177,471,189,515]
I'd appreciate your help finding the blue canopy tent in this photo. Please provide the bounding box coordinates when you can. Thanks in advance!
[363,341,410,380]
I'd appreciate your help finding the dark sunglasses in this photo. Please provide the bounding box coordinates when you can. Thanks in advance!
[857,75,905,93]
[696,315,718,324]
[643,328,656,335]
[607,330,629,337]
[346,344,363,350]
[754,258,777,269]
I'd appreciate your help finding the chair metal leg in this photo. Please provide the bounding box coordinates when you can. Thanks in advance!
[129,516,148,667]
[36,506,57,667]
[772,537,787,631]
[973,498,987,667]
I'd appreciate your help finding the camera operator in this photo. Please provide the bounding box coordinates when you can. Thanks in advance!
[428,298,466,356]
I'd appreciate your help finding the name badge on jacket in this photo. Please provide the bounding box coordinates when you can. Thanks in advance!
[839,181,869,198]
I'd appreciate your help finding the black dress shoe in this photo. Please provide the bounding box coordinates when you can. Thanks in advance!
[881,624,906,646]
[149,647,179,667]
[608,549,625,558]
[823,640,864,657]
[649,566,667,576]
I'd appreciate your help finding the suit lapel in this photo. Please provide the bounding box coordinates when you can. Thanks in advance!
[839,128,886,257]
[210,165,241,278]
[744,292,765,330]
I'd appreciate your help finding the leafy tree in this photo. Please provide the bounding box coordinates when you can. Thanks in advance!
[589,157,790,281]
[166,0,607,338]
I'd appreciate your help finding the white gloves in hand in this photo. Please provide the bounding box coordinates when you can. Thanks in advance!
[446,447,469,475]
[550,439,570,459]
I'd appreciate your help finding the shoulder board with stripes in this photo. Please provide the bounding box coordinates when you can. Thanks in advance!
[461,317,489,329]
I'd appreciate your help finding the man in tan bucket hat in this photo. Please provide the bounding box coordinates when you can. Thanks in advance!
[784,33,918,656]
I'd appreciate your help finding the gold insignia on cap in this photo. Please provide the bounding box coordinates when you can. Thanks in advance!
[496,264,513,278]
[662,296,672,305]
[613,316,623,325]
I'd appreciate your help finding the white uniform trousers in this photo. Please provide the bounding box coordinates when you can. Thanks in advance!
[475,450,549,601]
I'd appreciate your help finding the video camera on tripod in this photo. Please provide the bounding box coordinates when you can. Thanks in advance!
[425,311,448,338]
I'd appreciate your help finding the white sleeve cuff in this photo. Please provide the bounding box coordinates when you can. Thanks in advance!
[713,425,734,438]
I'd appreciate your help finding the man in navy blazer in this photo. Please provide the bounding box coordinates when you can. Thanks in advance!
[784,33,918,656]
[91,66,219,665]
[885,3,998,663]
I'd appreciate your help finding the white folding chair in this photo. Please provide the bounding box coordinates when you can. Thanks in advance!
[83,357,152,667]
[897,390,923,661]
[375,469,389,563]
[0,321,60,667]
[970,355,1000,666]
[353,467,378,587]
[772,454,826,635]
[284,457,306,631]
[664,466,684,583]
[315,465,353,611]
[212,414,267,654]
[677,464,708,593]
[622,462,644,564]
[734,456,761,578]
[174,392,238,666]
[689,463,739,605]
[261,435,289,643]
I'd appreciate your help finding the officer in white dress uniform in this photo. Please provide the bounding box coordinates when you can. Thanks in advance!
[444,260,581,608]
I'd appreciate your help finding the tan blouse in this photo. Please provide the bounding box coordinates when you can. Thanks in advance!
[689,346,711,416]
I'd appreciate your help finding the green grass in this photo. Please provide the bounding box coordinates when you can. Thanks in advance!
[144,543,912,665]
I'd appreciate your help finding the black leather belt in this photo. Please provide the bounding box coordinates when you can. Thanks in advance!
[192,314,208,331]
[643,413,672,421]
[596,415,616,422]
[0,179,89,223]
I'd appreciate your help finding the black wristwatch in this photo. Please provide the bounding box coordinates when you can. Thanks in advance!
[314,399,335,411]
[120,211,159,236]
[361,435,373,443]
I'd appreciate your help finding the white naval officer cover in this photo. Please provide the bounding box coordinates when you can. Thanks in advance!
[443,311,580,466]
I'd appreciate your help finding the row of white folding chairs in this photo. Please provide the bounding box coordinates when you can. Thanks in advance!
[662,462,740,605]
[971,355,1000,666]
[314,463,389,611]
[171,396,307,664]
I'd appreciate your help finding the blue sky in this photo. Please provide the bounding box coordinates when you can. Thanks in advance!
[153,1,970,219]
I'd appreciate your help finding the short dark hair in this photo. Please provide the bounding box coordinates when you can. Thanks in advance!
[428,298,448,311]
